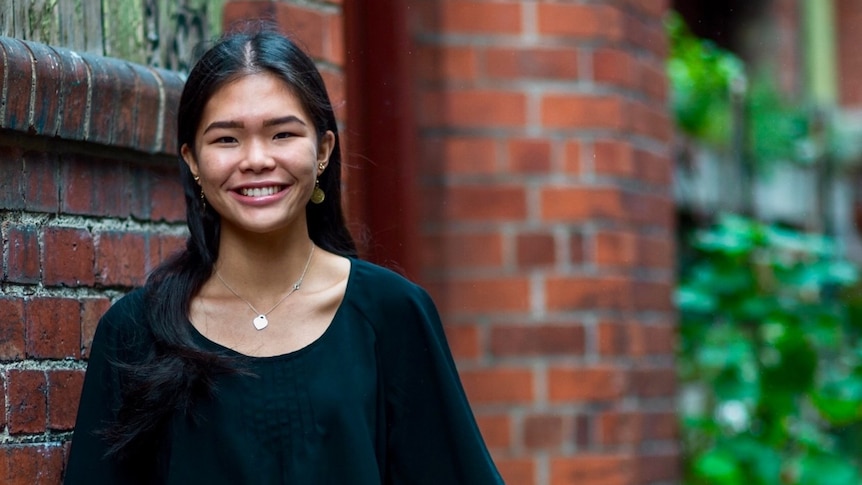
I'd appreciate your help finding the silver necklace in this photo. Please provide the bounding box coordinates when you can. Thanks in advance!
[215,244,315,330]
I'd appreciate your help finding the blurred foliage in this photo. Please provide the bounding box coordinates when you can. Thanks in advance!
[666,11,862,171]
[677,214,862,484]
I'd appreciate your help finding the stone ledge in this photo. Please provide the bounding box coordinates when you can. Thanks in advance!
[0,36,184,156]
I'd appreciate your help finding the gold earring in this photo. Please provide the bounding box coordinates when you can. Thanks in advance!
[193,175,200,184]
[311,179,325,204]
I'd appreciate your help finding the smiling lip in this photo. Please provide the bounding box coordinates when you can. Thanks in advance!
[237,185,286,197]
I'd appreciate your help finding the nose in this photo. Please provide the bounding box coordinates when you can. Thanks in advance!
[240,138,276,173]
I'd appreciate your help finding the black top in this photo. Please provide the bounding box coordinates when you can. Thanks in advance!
[64,258,503,484]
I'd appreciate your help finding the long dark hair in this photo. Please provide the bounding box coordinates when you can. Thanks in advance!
[104,26,357,460]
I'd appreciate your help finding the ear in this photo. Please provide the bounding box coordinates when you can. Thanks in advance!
[181,144,200,180]
[316,131,335,176]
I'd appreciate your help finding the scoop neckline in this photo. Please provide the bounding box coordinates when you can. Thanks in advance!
[187,257,355,362]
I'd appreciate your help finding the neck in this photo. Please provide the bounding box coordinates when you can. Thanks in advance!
[214,228,315,295]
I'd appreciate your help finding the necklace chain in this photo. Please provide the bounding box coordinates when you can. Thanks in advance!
[215,244,315,330]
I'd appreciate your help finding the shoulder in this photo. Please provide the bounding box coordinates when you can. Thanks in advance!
[348,258,434,307]
[91,288,153,359]
[346,258,441,335]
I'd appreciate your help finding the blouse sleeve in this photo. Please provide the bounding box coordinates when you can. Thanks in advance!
[64,292,147,485]
[380,284,504,485]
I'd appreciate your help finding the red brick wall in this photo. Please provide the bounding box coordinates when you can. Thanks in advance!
[410,1,678,484]
[837,0,862,107]
[0,37,186,483]
[2,0,679,482]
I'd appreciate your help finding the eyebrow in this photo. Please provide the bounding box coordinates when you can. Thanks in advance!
[202,116,307,134]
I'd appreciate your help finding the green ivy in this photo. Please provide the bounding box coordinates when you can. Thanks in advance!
[677,215,862,484]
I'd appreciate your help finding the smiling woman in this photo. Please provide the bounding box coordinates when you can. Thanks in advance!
[62,25,503,485]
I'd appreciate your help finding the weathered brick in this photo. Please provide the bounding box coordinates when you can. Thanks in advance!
[81,297,111,359]
[23,40,63,136]
[593,48,638,90]
[444,277,530,314]
[83,53,122,147]
[439,1,522,34]
[156,68,184,156]
[0,298,25,360]
[0,444,64,485]
[627,99,672,142]
[541,94,625,130]
[598,320,676,357]
[548,366,626,402]
[5,225,40,284]
[507,139,551,173]
[60,155,130,217]
[597,411,643,446]
[47,370,85,430]
[630,366,676,398]
[538,4,625,40]
[111,63,139,149]
[421,89,526,128]
[491,324,585,356]
[443,323,481,360]
[421,231,504,269]
[632,280,674,311]
[475,414,512,449]
[128,63,163,152]
[416,45,478,83]
[95,231,147,287]
[143,167,186,222]
[22,150,61,212]
[496,458,535,485]
[564,140,582,174]
[7,370,47,435]
[461,368,534,404]
[636,453,680,483]
[516,232,556,267]
[42,226,95,287]
[594,139,636,180]
[0,375,5,429]
[486,47,578,80]
[1,38,34,133]
[53,44,91,142]
[550,454,634,485]
[419,136,498,175]
[444,185,527,222]
[642,411,678,442]
[523,414,566,449]
[25,297,82,359]
[545,275,632,311]
[0,145,25,210]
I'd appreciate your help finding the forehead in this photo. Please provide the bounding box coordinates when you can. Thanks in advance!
[198,72,310,127]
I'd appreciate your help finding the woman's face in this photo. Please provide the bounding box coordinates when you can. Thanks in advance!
[182,72,334,237]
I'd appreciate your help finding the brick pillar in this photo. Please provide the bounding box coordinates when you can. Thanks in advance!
[0,37,186,482]
[411,1,678,484]
[837,0,862,107]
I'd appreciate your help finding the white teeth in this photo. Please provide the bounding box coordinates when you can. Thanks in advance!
[240,186,280,197]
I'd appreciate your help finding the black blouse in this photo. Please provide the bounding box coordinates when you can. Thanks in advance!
[64,258,503,484]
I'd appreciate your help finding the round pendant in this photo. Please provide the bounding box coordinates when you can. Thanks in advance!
[253,314,268,330]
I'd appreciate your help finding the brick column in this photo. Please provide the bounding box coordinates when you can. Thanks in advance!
[411,1,678,484]
[0,37,186,482]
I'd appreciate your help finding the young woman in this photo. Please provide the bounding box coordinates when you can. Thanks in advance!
[64,27,503,484]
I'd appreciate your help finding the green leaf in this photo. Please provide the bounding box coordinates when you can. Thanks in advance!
[693,448,743,485]
[797,453,860,485]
